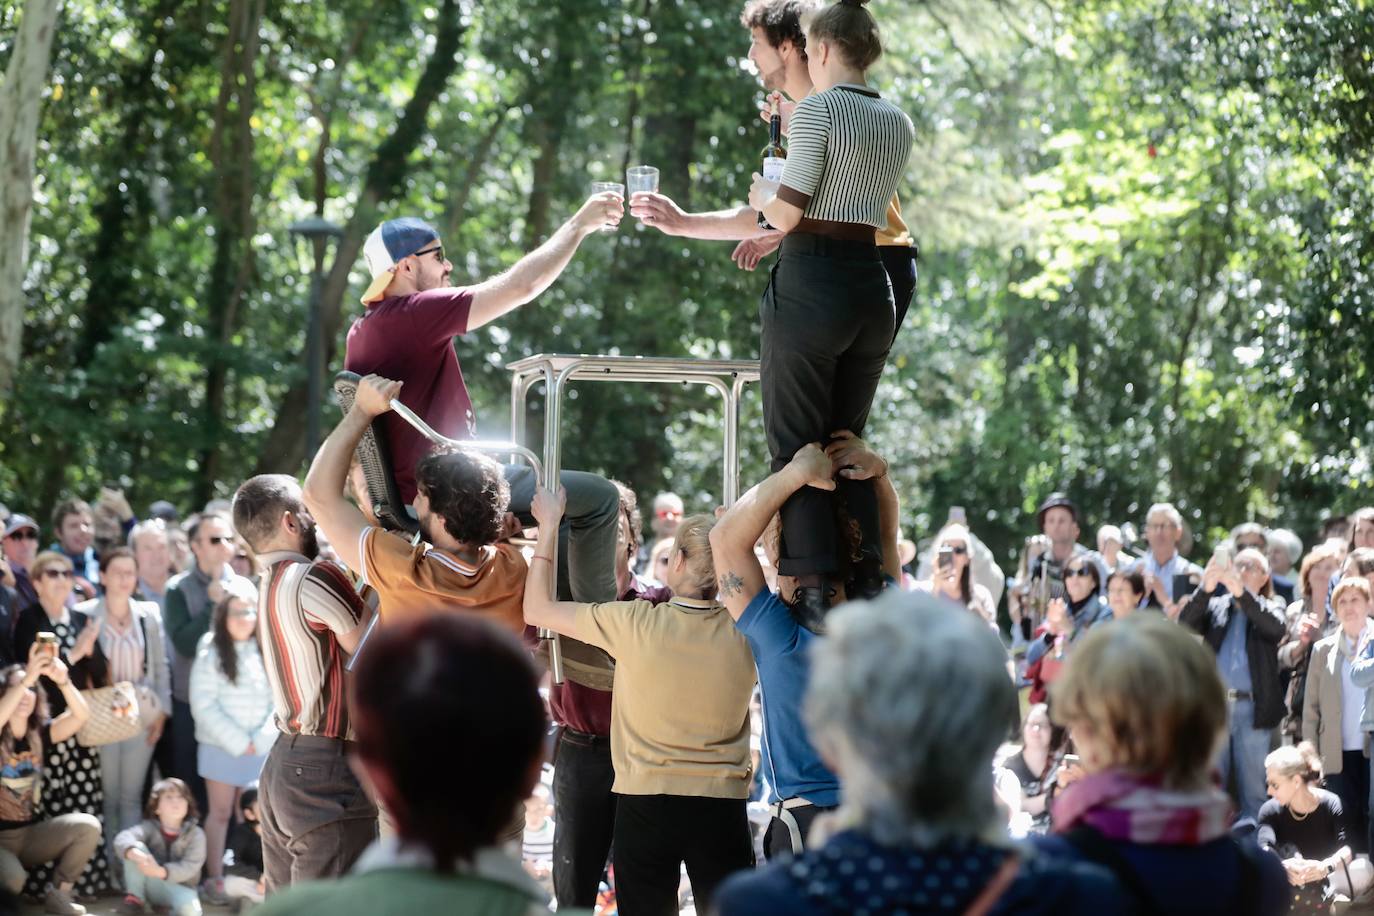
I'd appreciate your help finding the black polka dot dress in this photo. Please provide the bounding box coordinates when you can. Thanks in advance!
[25,619,113,899]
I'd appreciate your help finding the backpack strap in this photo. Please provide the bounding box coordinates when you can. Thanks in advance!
[962,853,1020,916]
[137,610,151,680]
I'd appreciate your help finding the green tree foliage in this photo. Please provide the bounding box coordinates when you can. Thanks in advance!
[0,0,1369,569]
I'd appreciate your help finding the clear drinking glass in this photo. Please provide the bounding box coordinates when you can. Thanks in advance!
[626,166,660,196]
[590,181,625,232]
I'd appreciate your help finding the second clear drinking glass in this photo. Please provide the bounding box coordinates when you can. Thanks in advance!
[627,166,660,196]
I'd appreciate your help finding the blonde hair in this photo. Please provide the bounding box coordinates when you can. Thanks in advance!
[29,550,73,577]
[1332,576,1373,608]
[1299,543,1345,601]
[1051,615,1226,790]
[671,514,719,599]
[1265,742,1322,784]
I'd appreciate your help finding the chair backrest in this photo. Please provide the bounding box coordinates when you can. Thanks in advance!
[332,371,418,534]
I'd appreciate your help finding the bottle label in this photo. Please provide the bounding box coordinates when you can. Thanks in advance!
[762,156,785,182]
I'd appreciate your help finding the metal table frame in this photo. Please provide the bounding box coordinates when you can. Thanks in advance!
[507,354,761,506]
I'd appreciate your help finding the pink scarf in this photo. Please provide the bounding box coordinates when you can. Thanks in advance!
[1052,769,1234,845]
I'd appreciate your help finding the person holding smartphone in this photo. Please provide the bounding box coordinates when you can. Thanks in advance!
[916,524,996,627]
[1178,547,1287,818]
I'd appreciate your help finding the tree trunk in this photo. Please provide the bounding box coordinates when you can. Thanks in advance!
[195,0,264,503]
[0,0,62,396]
[252,0,468,476]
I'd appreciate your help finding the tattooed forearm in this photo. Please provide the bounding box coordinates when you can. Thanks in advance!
[719,571,745,598]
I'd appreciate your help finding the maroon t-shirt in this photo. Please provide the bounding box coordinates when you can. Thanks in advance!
[344,287,476,503]
[549,576,672,736]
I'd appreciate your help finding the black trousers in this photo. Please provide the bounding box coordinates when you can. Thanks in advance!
[880,243,917,340]
[761,233,895,576]
[1324,749,1370,854]
[761,803,835,861]
[612,793,753,916]
[552,728,617,908]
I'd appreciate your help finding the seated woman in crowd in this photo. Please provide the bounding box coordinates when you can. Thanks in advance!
[916,523,997,626]
[525,490,756,914]
[0,649,97,916]
[1024,555,1110,704]
[1301,576,1374,855]
[114,777,206,916]
[75,547,172,865]
[189,581,276,904]
[257,616,551,916]
[998,703,1062,836]
[13,550,113,897]
[1035,614,1289,914]
[1259,743,1372,914]
[716,591,1129,915]
[1280,544,1344,743]
[1105,567,1146,620]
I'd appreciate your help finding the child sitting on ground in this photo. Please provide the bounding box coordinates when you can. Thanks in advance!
[223,786,264,911]
[113,778,207,916]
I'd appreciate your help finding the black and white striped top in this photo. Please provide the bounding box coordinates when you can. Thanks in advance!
[778,84,915,228]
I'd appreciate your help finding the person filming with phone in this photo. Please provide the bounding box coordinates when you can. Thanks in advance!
[1178,545,1287,819]
[916,524,996,627]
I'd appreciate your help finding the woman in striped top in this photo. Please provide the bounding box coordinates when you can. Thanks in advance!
[78,547,172,864]
[749,0,914,627]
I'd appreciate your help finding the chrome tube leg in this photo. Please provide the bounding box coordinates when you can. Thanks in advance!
[725,377,743,507]
[541,364,565,685]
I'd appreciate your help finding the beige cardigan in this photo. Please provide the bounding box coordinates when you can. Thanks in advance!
[1302,626,1373,776]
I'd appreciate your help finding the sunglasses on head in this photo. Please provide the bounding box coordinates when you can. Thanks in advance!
[38,568,73,580]
[1064,567,1094,579]
[5,530,38,541]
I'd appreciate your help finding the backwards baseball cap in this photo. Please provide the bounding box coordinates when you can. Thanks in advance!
[2,514,39,539]
[360,217,441,305]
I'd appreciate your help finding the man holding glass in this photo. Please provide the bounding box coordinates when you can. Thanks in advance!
[629,0,918,338]
[344,193,628,664]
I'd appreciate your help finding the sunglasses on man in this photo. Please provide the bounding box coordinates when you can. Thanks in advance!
[4,530,39,541]
[413,244,446,263]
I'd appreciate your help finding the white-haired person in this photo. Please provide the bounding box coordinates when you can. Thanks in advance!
[1035,614,1288,913]
[1259,742,1372,913]
[1178,546,1287,818]
[715,591,1130,915]
[1096,525,1124,573]
[1301,576,1374,855]
[524,490,756,914]
[915,523,997,627]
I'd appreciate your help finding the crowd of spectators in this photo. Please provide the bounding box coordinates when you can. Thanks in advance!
[2,413,1373,916]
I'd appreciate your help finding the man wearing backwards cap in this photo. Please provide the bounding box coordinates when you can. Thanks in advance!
[344,192,625,608]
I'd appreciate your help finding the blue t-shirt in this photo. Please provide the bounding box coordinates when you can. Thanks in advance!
[1219,602,1252,693]
[736,588,840,807]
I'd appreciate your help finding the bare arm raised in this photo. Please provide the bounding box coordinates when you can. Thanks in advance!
[467,192,623,330]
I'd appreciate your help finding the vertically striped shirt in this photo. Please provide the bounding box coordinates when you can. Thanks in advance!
[778,84,915,229]
[256,551,366,741]
[99,614,145,685]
